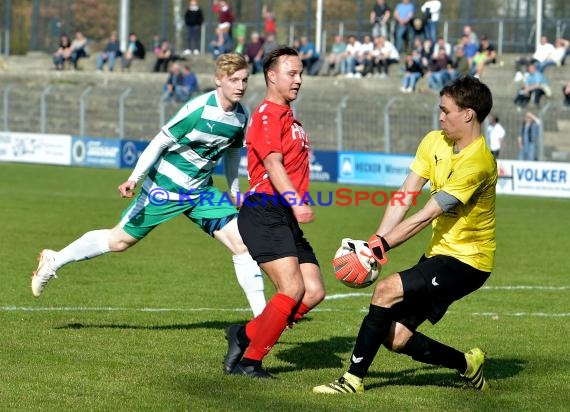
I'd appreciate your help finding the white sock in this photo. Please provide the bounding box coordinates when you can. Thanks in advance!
[232,253,266,317]
[52,229,111,270]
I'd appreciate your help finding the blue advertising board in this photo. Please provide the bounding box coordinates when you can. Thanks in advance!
[338,152,413,187]
[120,140,150,169]
[71,136,121,168]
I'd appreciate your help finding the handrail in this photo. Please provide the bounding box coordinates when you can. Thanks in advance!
[336,95,349,151]
[383,96,398,153]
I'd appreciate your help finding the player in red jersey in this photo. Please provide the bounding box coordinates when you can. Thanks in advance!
[223,46,326,378]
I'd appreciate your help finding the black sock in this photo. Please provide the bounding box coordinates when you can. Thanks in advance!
[239,358,261,368]
[348,305,394,379]
[400,332,467,372]
[237,325,250,346]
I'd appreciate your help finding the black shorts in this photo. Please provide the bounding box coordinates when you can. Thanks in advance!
[237,193,319,266]
[395,254,490,329]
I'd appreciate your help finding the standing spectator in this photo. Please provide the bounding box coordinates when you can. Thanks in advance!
[52,33,72,70]
[518,111,540,161]
[243,31,265,75]
[223,46,325,378]
[394,0,415,52]
[563,82,570,107]
[314,75,496,395]
[421,1,442,44]
[325,34,347,76]
[486,114,506,159]
[31,53,266,318]
[121,33,145,71]
[70,31,89,70]
[298,36,321,76]
[96,31,121,72]
[212,0,235,39]
[513,63,550,108]
[184,0,204,55]
[370,0,391,40]
[262,3,277,35]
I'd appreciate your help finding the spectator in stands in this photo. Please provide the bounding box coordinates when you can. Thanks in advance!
[541,38,569,72]
[325,34,347,76]
[517,111,540,161]
[563,82,570,107]
[450,45,470,77]
[180,64,199,99]
[96,31,121,72]
[243,31,265,75]
[418,38,434,71]
[473,35,497,78]
[486,114,505,159]
[514,36,555,81]
[356,34,375,77]
[432,36,451,58]
[52,33,72,70]
[427,48,452,91]
[261,32,278,57]
[370,0,391,40]
[340,35,362,77]
[421,0,442,44]
[462,25,479,48]
[513,63,550,108]
[212,0,235,39]
[153,39,174,72]
[298,36,321,76]
[394,0,415,52]
[262,4,277,35]
[70,31,89,70]
[184,0,204,55]
[121,33,145,71]
[163,62,184,102]
[370,35,399,78]
[400,51,424,93]
[461,34,478,71]
[208,23,234,60]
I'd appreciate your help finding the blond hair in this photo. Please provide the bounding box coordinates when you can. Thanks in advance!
[215,53,248,77]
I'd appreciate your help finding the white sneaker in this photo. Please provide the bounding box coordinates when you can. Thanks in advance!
[31,249,58,297]
[193,49,199,55]
[513,71,524,82]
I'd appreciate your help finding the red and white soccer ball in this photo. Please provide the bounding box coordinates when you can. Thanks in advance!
[332,238,380,289]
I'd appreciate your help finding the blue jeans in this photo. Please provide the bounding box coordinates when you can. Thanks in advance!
[403,72,422,90]
[519,143,537,161]
[424,21,438,44]
[97,52,117,71]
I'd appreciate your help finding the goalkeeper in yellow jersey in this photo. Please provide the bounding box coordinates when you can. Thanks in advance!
[314,75,496,394]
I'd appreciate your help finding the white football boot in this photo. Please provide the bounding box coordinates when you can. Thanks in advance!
[31,249,58,297]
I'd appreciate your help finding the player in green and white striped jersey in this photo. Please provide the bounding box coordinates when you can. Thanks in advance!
[31,54,266,316]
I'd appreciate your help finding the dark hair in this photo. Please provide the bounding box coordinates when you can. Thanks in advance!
[262,45,299,85]
[440,75,493,123]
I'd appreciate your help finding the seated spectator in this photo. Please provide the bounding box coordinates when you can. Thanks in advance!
[70,31,89,70]
[339,35,362,77]
[514,36,555,80]
[180,64,200,100]
[461,34,478,70]
[473,34,496,78]
[563,82,570,107]
[261,32,278,57]
[96,31,121,72]
[400,51,424,93]
[298,36,321,76]
[418,38,434,71]
[357,34,376,77]
[541,38,570,71]
[234,35,246,54]
[432,36,451,59]
[153,39,173,72]
[163,63,184,102]
[121,33,145,71]
[426,48,452,91]
[325,34,347,76]
[449,44,471,77]
[369,35,399,78]
[243,31,264,74]
[207,23,233,60]
[513,63,550,108]
[52,33,72,70]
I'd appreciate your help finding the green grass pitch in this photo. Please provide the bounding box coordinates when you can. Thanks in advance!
[0,162,569,411]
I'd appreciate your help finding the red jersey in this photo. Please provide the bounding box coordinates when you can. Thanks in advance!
[246,100,310,196]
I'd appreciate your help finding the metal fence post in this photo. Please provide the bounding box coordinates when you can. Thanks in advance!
[158,91,169,129]
[336,95,349,151]
[433,100,440,131]
[383,97,397,153]
[40,85,53,133]
[538,101,552,161]
[79,86,92,137]
[3,85,12,131]
[119,87,132,139]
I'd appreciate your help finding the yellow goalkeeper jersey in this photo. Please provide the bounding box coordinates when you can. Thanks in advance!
[410,130,497,272]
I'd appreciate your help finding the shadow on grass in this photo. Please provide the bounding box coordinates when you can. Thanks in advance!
[55,320,248,331]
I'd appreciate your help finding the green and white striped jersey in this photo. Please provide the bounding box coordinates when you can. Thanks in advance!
[144,90,247,200]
